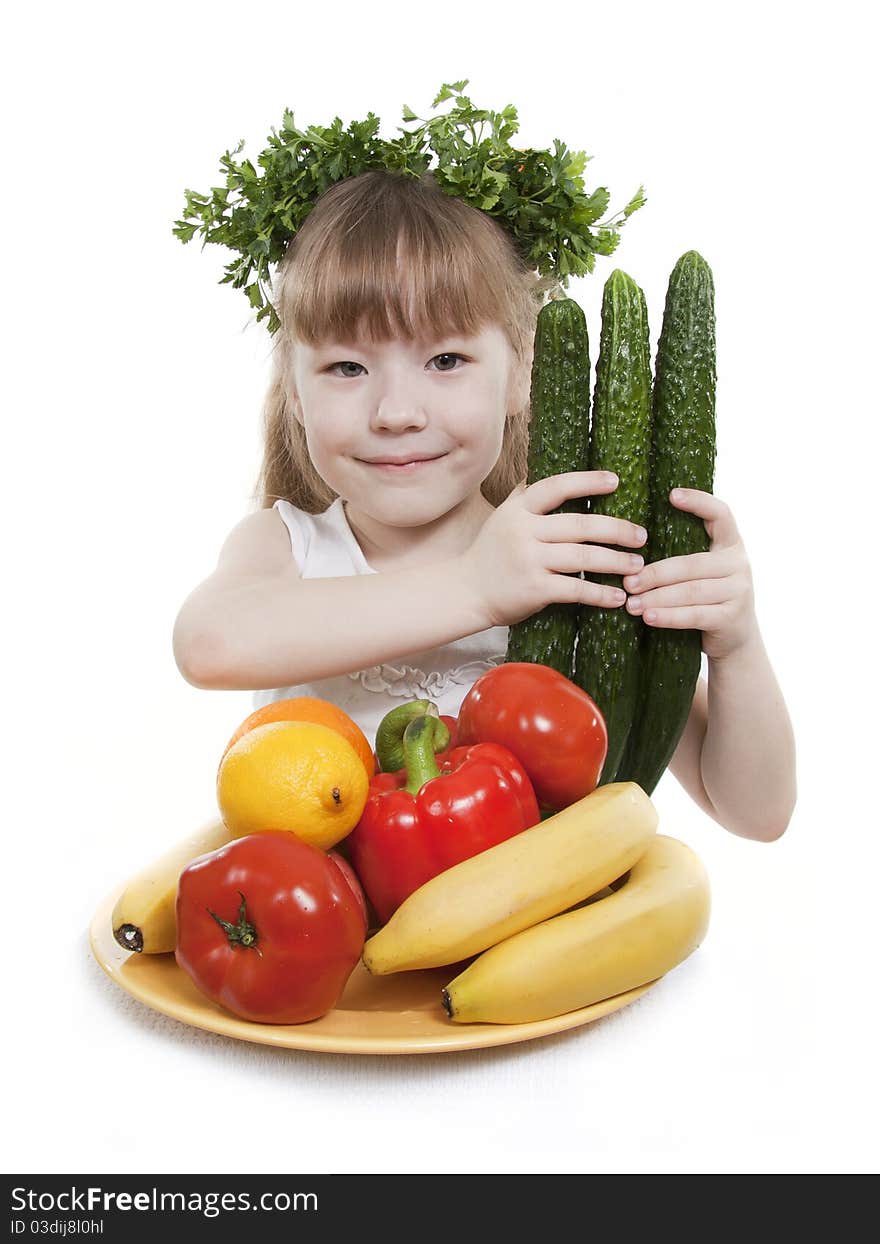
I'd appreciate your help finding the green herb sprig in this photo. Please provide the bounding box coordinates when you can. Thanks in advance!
[173,80,646,334]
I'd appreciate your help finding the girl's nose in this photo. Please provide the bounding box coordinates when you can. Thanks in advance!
[371,387,428,433]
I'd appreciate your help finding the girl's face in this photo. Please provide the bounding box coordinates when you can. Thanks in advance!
[289,323,518,528]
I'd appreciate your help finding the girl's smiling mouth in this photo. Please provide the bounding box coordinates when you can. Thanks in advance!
[358,453,449,471]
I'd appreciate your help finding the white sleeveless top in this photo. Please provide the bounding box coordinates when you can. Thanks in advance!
[251,498,510,745]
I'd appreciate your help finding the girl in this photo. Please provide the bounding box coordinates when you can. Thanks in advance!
[173,170,796,842]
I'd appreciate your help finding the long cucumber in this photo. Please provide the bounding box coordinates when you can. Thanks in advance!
[617,251,716,793]
[506,296,591,677]
[573,269,652,783]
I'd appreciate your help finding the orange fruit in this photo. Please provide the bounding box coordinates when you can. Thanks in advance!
[216,720,370,851]
[223,697,375,777]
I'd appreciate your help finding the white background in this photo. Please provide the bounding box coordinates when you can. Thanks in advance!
[4,0,878,1177]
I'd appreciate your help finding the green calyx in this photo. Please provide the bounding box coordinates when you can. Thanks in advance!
[173,79,646,334]
[208,891,261,953]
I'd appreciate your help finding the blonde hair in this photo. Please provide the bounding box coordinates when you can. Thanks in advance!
[253,169,555,512]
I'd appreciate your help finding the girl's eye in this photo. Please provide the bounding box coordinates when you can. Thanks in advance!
[430,353,465,372]
[328,361,365,378]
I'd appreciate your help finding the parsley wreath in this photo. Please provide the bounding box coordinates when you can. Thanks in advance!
[173,80,646,334]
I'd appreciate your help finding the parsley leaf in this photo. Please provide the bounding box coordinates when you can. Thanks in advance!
[174,80,646,333]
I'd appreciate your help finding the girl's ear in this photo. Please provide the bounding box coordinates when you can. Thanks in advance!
[509,355,531,417]
[282,344,306,427]
[287,386,305,428]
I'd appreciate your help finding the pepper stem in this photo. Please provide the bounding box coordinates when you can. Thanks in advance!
[208,890,261,953]
[402,715,447,795]
[375,700,450,773]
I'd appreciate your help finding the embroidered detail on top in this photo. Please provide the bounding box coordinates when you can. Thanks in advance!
[347,657,504,700]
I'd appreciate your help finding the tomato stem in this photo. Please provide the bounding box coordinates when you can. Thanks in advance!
[208,890,260,952]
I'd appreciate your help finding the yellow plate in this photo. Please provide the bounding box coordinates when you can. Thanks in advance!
[89,886,656,1055]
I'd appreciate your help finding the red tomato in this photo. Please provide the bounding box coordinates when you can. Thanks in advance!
[328,849,370,928]
[175,832,367,1024]
[456,663,608,811]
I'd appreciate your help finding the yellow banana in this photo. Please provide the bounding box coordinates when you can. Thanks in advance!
[363,782,658,975]
[442,834,710,1024]
[111,818,233,953]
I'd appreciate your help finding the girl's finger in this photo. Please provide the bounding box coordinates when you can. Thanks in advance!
[551,572,626,609]
[544,543,645,578]
[576,579,628,610]
[669,488,741,550]
[540,510,648,551]
[523,471,620,515]
[626,577,732,614]
[642,604,721,631]
[622,548,736,593]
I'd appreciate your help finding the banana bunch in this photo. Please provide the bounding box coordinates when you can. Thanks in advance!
[111,818,233,953]
[363,781,711,1025]
[443,835,709,1023]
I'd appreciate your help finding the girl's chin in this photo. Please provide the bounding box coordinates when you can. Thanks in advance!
[344,490,475,529]
[350,502,452,528]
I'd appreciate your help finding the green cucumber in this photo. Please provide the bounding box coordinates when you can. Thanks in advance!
[617,250,717,794]
[506,296,591,677]
[573,269,652,784]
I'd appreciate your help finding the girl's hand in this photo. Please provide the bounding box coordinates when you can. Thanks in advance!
[622,489,756,661]
[462,471,648,629]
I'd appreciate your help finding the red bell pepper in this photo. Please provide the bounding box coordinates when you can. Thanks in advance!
[348,706,540,925]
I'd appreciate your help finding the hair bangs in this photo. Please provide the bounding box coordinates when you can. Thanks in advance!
[276,171,530,352]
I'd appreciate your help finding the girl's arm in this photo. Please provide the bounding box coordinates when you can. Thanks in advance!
[173,472,648,692]
[622,489,796,842]
[667,642,796,841]
[173,508,490,690]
